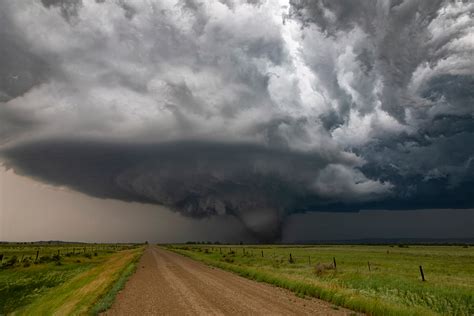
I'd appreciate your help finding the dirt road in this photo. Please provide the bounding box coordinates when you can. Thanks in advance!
[105,246,355,315]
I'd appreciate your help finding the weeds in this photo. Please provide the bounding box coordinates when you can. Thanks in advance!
[314,262,335,276]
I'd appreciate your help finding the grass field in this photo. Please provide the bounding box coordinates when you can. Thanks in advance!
[0,243,144,315]
[168,244,474,316]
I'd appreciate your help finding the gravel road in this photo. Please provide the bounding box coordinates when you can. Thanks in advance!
[105,246,356,315]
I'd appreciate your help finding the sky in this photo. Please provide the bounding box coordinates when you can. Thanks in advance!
[0,0,473,242]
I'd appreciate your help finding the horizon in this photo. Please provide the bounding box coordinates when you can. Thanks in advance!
[2,239,474,245]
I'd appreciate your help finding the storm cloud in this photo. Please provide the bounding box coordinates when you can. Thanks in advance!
[1,140,388,241]
[0,0,473,240]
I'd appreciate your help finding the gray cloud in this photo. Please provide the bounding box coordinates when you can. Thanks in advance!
[41,0,83,21]
[0,9,51,103]
[0,0,472,241]
[1,139,386,241]
[290,0,474,207]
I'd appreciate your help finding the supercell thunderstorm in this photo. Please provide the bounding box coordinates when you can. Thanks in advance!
[0,0,473,240]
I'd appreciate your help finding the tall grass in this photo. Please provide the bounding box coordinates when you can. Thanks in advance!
[90,251,142,315]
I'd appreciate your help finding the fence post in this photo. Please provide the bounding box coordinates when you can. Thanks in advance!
[419,265,426,281]
[261,250,264,257]
[0,254,3,263]
[333,257,337,269]
[35,250,39,262]
[289,253,294,263]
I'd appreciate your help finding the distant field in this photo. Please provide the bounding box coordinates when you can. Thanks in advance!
[0,243,144,315]
[168,244,474,316]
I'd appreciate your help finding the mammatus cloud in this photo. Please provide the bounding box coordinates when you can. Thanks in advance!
[0,0,472,240]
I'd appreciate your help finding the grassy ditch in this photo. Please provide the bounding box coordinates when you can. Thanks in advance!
[0,243,143,315]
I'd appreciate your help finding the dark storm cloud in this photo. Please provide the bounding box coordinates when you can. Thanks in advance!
[289,0,474,211]
[0,0,473,240]
[0,139,372,241]
[290,0,472,120]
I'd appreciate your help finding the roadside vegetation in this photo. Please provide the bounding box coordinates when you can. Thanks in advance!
[0,242,144,315]
[167,244,474,316]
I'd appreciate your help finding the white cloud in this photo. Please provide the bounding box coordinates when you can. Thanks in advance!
[312,164,393,202]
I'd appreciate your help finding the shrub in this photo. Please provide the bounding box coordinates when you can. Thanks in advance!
[3,256,18,268]
[39,255,51,263]
[314,262,335,276]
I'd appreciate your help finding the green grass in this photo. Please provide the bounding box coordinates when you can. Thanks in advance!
[0,262,92,314]
[90,251,142,315]
[166,244,474,316]
[0,243,143,315]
